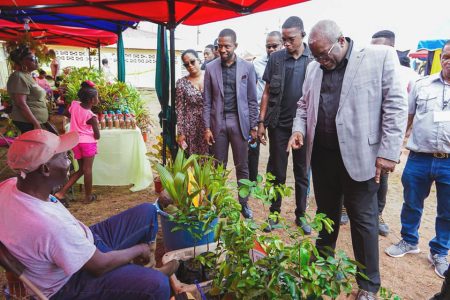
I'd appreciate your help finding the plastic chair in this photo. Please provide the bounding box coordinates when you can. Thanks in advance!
[0,242,48,300]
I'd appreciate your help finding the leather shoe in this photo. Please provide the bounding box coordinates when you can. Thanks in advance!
[240,202,253,219]
[263,217,279,233]
[295,217,312,235]
[356,289,377,300]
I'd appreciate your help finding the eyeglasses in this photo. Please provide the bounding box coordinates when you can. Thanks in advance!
[25,55,38,63]
[183,59,197,68]
[314,41,338,62]
[266,44,281,49]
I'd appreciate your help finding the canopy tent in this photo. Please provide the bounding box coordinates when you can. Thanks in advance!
[0,0,311,162]
[409,39,448,75]
[0,9,136,33]
[0,19,118,48]
[0,9,138,81]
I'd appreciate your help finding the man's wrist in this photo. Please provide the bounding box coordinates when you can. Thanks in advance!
[257,120,264,124]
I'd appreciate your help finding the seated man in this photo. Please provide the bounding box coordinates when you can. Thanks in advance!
[0,129,176,299]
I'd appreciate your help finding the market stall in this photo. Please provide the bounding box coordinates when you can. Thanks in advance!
[72,127,152,192]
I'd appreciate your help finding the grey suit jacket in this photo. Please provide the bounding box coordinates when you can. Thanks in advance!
[292,44,408,181]
[203,57,258,140]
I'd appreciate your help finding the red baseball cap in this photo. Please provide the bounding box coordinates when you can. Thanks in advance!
[7,130,79,174]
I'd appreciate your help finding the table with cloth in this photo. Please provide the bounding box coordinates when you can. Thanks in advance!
[70,127,153,192]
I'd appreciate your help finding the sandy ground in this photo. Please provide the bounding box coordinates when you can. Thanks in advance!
[0,91,446,300]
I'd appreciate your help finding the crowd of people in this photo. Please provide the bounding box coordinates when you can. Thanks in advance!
[174,18,449,300]
[0,14,448,300]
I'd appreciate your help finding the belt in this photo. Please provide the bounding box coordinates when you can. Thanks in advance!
[415,152,449,159]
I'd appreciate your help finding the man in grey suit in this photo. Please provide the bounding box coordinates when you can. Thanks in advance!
[203,28,258,219]
[288,20,407,300]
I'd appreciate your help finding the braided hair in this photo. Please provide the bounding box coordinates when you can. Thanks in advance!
[77,81,98,104]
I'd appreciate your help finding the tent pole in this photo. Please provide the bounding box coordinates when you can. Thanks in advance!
[98,40,101,71]
[160,25,168,165]
[169,0,177,158]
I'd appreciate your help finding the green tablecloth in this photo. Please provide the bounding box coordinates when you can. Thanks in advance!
[73,127,153,192]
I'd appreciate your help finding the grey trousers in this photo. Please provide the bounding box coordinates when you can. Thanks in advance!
[212,113,249,204]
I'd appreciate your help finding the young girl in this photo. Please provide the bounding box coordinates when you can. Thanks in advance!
[55,80,100,203]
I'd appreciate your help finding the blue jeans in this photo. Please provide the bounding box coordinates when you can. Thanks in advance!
[51,203,170,300]
[400,152,450,256]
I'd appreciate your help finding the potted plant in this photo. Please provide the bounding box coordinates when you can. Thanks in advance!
[155,149,235,252]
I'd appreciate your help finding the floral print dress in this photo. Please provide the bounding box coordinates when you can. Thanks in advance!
[176,76,209,156]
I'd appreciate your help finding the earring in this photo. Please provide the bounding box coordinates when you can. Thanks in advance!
[22,65,28,72]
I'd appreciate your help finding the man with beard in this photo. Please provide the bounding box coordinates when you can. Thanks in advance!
[203,28,258,219]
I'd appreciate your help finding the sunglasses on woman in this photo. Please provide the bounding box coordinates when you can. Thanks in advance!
[183,59,197,68]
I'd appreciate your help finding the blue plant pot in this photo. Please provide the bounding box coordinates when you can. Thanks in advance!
[154,200,218,252]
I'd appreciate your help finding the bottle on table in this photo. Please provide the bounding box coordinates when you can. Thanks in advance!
[98,113,105,130]
[117,110,125,129]
[124,109,131,129]
[112,111,119,128]
[107,111,113,129]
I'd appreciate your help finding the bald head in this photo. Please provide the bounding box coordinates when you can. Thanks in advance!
[308,20,348,71]
[309,20,342,45]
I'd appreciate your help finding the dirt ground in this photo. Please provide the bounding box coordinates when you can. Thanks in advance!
[0,91,446,300]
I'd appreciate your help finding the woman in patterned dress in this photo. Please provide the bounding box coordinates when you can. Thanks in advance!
[176,49,209,156]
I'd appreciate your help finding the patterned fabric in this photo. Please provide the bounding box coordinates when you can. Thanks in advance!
[176,76,209,156]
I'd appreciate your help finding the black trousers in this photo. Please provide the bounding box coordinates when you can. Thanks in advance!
[378,172,388,214]
[267,126,308,218]
[248,141,260,182]
[311,142,380,293]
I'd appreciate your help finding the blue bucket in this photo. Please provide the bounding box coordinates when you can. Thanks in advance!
[154,200,218,251]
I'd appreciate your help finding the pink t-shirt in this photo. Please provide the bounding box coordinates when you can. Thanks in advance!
[36,78,51,93]
[69,100,97,143]
[0,178,96,298]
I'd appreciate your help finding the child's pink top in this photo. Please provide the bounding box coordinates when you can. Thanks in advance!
[36,78,51,92]
[69,101,97,143]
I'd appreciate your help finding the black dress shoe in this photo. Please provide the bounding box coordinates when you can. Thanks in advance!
[240,203,253,219]
[263,217,279,233]
[295,217,312,235]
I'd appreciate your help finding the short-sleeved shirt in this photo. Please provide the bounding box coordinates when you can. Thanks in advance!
[7,71,49,123]
[69,101,97,144]
[407,73,450,153]
[253,55,269,105]
[263,46,310,128]
[0,178,96,298]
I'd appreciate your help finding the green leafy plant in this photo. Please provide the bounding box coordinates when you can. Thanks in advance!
[5,32,51,66]
[156,150,238,255]
[205,173,363,300]
[379,287,402,300]
[60,67,151,131]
